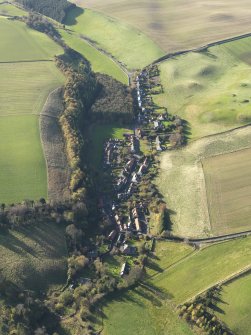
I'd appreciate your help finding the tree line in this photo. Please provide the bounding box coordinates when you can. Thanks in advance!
[16,0,74,22]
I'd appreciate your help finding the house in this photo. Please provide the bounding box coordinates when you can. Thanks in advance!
[132,207,139,219]
[134,217,142,232]
[132,172,139,183]
[108,230,117,241]
[121,244,137,256]
[135,128,142,139]
[125,158,135,173]
[120,262,129,276]
[156,136,162,151]
[115,214,123,231]
[153,120,160,129]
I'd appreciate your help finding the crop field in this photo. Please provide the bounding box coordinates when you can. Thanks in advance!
[60,30,128,84]
[74,0,251,54]
[0,18,64,203]
[64,7,164,70]
[158,125,251,237]
[155,36,251,139]
[203,148,251,235]
[0,18,63,61]
[0,222,67,291]
[215,274,251,335]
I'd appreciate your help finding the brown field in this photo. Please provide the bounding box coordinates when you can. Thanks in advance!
[203,148,251,235]
[74,0,251,53]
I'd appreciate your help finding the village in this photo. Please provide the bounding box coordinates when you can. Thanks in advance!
[98,64,186,277]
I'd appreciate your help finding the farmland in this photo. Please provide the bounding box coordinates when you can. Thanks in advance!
[0,2,26,16]
[0,17,64,203]
[60,30,128,84]
[203,148,251,235]
[158,125,251,237]
[215,274,251,335]
[64,7,164,70]
[74,0,251,54]
[100,237,251,334]
[0,222,67,291]
[154,36,251,139]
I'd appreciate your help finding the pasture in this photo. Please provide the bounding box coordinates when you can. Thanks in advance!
[215,274,251,335]
[60,30,128,84]
[64,7,164,70]
[0,18,63,61]
[0,222,68,291]
[74,0,251,54]
[158,125,251,237]
[203,148,251,235]
[100,238,251,334]
[0,2,26,16]
[155,36,251,138]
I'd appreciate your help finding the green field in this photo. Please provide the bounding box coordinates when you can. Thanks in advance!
[60,30,128,84]
[88,124,133,167]
[0,222,67,291]
[0,18,63,61]
[203,148,251,235]
[0,2,26,16]
[155,36,251,138]
[0,18,64,203]
[75,0,251,54]
[64,7,164,70]
[100,238,251,334]
[215,274,251,335]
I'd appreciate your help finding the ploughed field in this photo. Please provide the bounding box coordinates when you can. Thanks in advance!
[0,18,64,203]
[155,35,251,138]
[74,0,251,54]
[203,148,251,235]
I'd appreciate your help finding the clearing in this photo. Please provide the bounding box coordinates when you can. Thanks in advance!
[158,125,251,237]
[74,0,251,54]
[215,273,251,335]
[64,7,164,70]
[155,35,251,138]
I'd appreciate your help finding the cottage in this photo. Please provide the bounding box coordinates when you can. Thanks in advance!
[125,158,135,172]
[120,262,129,276]
[132,207,139,219]
[108,230,117,241]
[134,217,142,232]
[153,120,160,129]
[156,136,162,151]
[132,172,139,183]
[121,244,137,256]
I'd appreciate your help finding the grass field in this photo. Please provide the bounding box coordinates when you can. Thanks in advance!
[158,125,251,237]
[60,30,128,84]
[155,36,251,138]
[0,18,62,61]
[88,124,133,168]
[0,18,64,203]
[74,0,251,54]
[203,148,251,235]
[0,222,67,291]
[64,7,164,70]
[215,274,251,335]
[0,2,26,16]
[100,238,251,334]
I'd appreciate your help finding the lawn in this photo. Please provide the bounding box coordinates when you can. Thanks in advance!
[215,274,251,335]
[202,148,251,235]
[0,222,68,292]
[60,30,128,84]
[64,7,164,70]
[155,36,251,138]
[74,0,251,54]
[158,125,251,237]
[0,17,63,61]
[88,124,133,168]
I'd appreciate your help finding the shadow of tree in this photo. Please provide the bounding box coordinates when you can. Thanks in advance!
[64,6,84,26]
